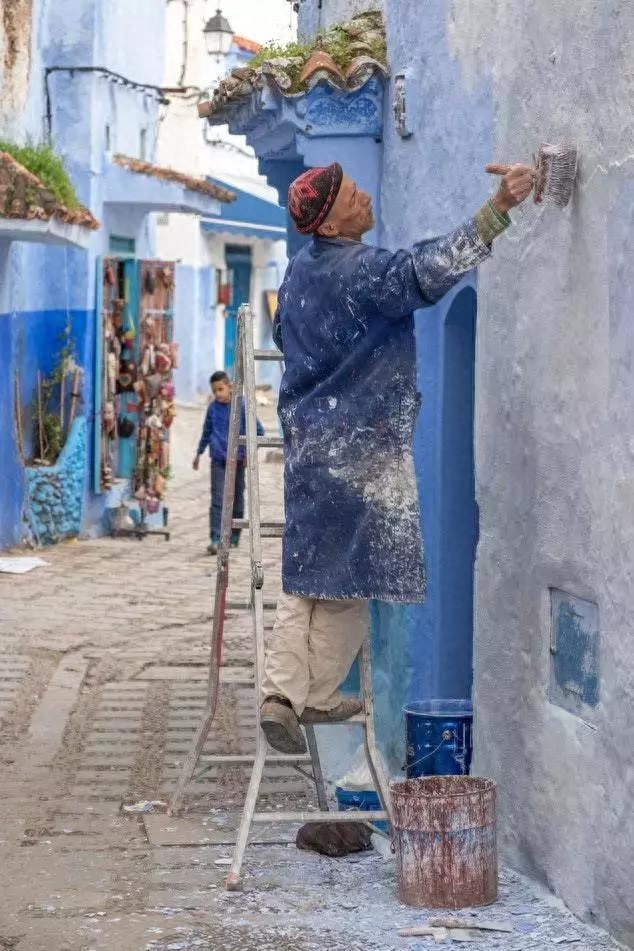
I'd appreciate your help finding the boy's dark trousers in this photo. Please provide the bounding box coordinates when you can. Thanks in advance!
[210,458,245,544]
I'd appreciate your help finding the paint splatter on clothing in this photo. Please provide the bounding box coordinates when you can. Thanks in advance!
[274,218,493,602]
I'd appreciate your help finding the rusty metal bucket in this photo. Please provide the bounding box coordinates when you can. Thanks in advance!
[391,776,497,908]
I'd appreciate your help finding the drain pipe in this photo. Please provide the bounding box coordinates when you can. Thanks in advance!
[166,0,189,88]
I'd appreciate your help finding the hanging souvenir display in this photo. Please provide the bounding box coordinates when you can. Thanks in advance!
[97,258,176,540]
[117,360,137,393]
[98,258,121,492]
[130,261,177,532]
[103,401,116,438]
[112,298,125,330]
[117,415,135,439]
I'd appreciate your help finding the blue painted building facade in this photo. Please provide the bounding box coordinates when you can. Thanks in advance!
[0,0,225,548]
[204,2,634,940]
[201,6,475,772]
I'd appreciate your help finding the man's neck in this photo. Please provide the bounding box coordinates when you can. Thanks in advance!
[317,232,363,243]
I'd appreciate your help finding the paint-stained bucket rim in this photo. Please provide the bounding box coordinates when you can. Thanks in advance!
[403,698,473,718]
[390,776,495,800]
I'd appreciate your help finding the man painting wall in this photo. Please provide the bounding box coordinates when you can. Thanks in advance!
[260,159,535,754]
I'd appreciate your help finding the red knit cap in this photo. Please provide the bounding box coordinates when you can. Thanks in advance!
[288,163,344,234]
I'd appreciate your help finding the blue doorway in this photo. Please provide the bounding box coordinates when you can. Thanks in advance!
[437,285,478,698]
[224,246,252,376]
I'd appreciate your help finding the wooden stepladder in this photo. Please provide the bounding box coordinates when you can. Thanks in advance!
[169,303,392,889]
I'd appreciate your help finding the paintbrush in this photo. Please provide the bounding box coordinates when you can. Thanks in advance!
[533,143,578,207]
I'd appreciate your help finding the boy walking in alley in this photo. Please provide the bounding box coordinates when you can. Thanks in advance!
[260,160,535,754]
[193,370,264,555]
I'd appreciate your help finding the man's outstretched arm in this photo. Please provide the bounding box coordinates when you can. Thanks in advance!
[370,163,536,318]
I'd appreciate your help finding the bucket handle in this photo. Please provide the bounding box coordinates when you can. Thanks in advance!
[401,730,453,773]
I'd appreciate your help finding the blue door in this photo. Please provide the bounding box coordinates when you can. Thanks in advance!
[224,246,252,376]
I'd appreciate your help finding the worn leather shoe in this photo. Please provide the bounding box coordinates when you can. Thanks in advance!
[300,698,363,724]
[260,696,307,754]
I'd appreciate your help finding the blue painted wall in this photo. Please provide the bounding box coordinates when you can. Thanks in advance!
[366,0,495,771]
[0,309,21,547]
[173,264,216,403]
[0,0,171,548]
[292,0,494,772]
[0,229,96,546]
[295,2,634,940]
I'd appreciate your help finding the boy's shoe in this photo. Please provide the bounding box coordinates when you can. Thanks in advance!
[260,695,306,754]
[230,532,240,548]
[207,538,220,555]
[300,699,363,724]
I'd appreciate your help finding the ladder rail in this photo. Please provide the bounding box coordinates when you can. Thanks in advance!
[227,305,298,888]
[168,316,247,816]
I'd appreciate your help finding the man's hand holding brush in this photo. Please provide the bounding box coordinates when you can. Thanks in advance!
[486,163,537,213]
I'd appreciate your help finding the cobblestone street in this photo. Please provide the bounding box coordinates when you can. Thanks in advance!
[0,406,621,951]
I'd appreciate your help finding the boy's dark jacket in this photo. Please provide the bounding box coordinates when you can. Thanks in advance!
[197,400,264,463]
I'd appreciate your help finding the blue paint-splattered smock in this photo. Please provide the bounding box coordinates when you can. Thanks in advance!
[274,218,494,602]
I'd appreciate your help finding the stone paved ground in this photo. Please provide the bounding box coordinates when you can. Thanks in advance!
[0,404,622,951]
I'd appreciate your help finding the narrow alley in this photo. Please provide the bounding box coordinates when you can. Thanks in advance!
[1,0,633,946]
[0,406,620,951]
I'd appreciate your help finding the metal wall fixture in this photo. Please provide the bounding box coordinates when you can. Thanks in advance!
[394,73,413,138]
[285,0,320,12]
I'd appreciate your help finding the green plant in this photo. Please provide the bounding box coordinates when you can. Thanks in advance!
[32,322,79,465]
[247,16,387,93]
[159,465,173,481]
[0,139,79,210]
[249,40,310,71]
[249,40,310,91]
[41,413,63,461]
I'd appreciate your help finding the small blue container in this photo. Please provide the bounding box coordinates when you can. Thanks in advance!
[335,786,389,833]
[403,699,473,779]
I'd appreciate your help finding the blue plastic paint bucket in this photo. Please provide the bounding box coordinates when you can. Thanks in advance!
[335,786,389,833]
[403,699,473,779]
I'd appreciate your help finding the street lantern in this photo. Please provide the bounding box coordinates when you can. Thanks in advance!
[203,8,234,58]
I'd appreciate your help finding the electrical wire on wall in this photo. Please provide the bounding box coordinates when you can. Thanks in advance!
[205,134,254,159]
[44,65,206,143]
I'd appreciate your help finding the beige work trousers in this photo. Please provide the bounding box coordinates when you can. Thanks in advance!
[261,593,368,716]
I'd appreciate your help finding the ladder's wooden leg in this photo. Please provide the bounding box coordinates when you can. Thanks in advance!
[168,323,245,810]
[360,637,393,822]
[168,710,214,815]
[225,739,267,891]
[305,724,329,812]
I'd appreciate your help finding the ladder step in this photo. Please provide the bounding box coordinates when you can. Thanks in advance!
[232,518,284,538]
[232,519,284,529]
[226,599,278,611]
[303,713,366,724]
[199,753,312,765]
[253,810,388,824]
[239,435,284,448]
[254,349,284,362]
